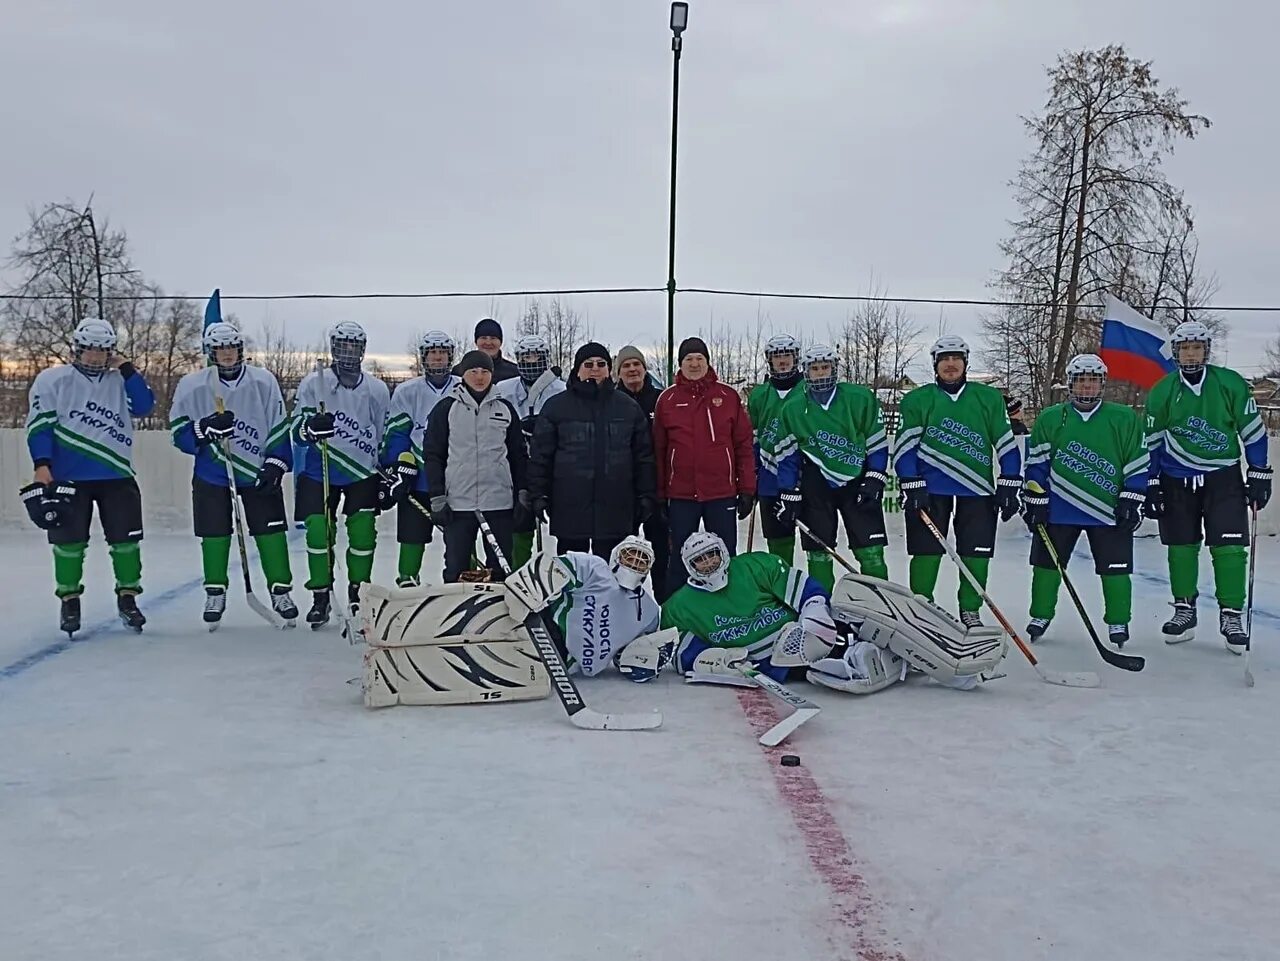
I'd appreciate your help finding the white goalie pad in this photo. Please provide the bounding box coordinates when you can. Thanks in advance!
[357,581,550,707]
[504,552,573,616]
[807,641,906,694]
[360,581,524,647]
[830,574,1007,686]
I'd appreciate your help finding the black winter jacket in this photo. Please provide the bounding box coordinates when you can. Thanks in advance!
[617,375,663,420]
[528,376,656,540]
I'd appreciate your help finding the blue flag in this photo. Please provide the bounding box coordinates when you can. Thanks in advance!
[203,289,222,331]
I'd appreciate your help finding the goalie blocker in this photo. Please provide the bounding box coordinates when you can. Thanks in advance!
[359,581,550,707]
[827,573,1008,692]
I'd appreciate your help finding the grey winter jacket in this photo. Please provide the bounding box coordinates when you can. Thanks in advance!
[423,383,527,511]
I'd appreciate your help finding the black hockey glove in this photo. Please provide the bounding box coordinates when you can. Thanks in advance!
[1115,490,1145,533]
[302,411,336,442]
[1021,486,1049,531]
[996,475,1022,522]
[636,495,659,526]
[254,457,287,491]
[20,481,74,531]
[1247,466,1272,512]
[531,495,549,525]
[774,489,801,526]
[736,492,756,520]
[429,496,453,528]
[1143,477,1166,519]
[391,457,418,503]
[194,409,235,446]
[376,472,399,512]
[855,470,887,509]
[899,478,929,514]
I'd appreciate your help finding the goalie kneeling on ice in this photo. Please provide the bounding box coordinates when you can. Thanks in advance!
[359,581,550,708]
[828,574,1008,692]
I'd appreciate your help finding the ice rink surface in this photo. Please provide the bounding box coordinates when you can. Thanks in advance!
[2,516,1278,961]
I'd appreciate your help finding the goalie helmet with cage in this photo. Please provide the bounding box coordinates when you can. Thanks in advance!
[513,334,551,383]
[764,334,801,373]
[1066,353,1107,411]
[801,343,839,394]
[609,536,655,591]
[1170,320,1212,374]
[682,531,730,592]
[203,322,245,376]
[330,321,367,371]
[71,318,117,373]
[417,330,455,377]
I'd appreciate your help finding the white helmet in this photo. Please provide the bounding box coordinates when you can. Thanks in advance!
[513,334,551,383]
[203,322,245,374]
[764,334,801,373]
[800,344,839,394]
[1066,353,1107,411]
[1170,320,1211,372]
[930,334,970,365]
[609,535,655,591]
[417,330,455,377]
[330,321,367,370]
[71,318,117,373]
[681,531,730,592]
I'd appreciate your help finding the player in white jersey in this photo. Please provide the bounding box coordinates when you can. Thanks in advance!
[21,318,156,635]
[169,323,298,627]
[504,536,664,676]
[494,334,566,566]
[292,322,391,628]
[379,330,461,586]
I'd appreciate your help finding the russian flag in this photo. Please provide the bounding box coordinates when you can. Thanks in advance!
[203,288,222,331]
[1098,294,1175,390]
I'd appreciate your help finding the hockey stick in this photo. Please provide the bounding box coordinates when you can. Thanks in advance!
[317,400,359,645]
[213,395,282,630]
[738,665,821,746]
[794,519,857,574]
[746,500,756,552]
[476,510,662,731]
[1031,522,1144,672]
[917,509,1101,688]
[1245,505,1258,688]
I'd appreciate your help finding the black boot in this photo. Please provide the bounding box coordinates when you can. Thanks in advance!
[60,596,81,637]
[117,592,146,633]
[306,590,331,630]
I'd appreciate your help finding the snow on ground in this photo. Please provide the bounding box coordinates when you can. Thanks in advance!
[2,515,1278,961]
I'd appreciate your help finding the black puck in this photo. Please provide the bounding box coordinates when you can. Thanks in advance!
[780,754,801,767]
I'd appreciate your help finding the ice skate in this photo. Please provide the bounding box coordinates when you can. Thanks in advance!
[1220,608,1248,655]
[1162,598,1196,644]
[1027,616,1051,641]
[117,592,146,633]
[271,588,299,628]
[306,590,331,630]
[59,596,81,637]
[203,587,226,631]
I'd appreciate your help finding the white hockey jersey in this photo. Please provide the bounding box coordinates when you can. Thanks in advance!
[382,375,460,493]
[169,366,291,487]
[293,367,391,484]
[494,371,567,421]
[547,552,660,676]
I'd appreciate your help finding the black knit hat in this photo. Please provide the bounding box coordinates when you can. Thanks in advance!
[458,349,495,373]
[678,337,709,364]
[573,341,612,371]
[474,318,503,342]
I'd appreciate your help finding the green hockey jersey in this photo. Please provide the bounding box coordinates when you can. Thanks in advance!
[892,382,1021,496]
[749,380,798,497]
[766,383,889,488]
[1145,365,1268,479]
[1026,402,1147,526]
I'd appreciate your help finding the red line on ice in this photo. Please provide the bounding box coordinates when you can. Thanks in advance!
[736,688,909,961]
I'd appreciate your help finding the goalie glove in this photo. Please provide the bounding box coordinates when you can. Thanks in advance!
[770,621,835,668]
[615,628,678,682]
[504,552,573,616]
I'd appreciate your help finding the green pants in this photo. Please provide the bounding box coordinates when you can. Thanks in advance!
[53,541,142,598]
[909,553,989,613]
[200,534,293,592]
[1167,543,1247,609]
[1030,567,1132,625]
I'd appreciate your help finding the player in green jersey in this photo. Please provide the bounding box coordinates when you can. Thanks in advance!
[768,344,889,591]
[892,335,1022,629]
[1144,321,1271,651]
[749,334,803,563]
[1022,355,1147,647]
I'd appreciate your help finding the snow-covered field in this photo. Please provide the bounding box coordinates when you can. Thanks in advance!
[2,515,1277,961]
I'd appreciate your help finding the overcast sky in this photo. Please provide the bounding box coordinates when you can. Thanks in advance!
[2,0,1276,379]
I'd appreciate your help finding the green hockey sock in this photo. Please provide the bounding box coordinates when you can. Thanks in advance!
[909,554,943,602]
[853,545,888,581]
[807,552,835,593]
[1210,545,1247,610]
[109,542,142,594]
[1100,574,1131,625]
[1167,543,1201,599]
[398,543,426,582]
[1029,566,1061,620]
[52,542,87,598]
[511,531,534,569]
[304,513,334,591]
[958,555,989,613]
[345,510,377,584]
[201,536,231,588]
[253,531,293,592]
[767,536,796,565]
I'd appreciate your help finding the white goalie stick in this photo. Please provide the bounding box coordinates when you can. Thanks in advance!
[474,510,662,731]
[738,666,821,746]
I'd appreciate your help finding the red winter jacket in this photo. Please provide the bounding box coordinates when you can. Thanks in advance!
[653,369,756,502]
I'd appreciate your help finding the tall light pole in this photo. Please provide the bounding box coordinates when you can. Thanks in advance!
[665,2,688,384]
